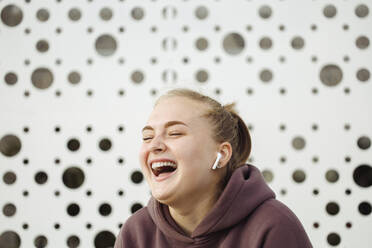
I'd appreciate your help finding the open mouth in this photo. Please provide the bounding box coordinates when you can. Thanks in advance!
[151,161,177,177]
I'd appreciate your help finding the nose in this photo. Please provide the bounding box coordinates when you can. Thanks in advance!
[150,135,166,153]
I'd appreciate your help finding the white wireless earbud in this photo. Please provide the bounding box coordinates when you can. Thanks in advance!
[212,152,222,170]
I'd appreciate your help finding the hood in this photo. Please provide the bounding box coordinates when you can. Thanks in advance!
[147,164,276,242]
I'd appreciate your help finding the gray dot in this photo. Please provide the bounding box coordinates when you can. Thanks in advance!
[4,72,18,85]
[259,69,273,83]
[36,39,49,53]
[196,70,208,83]
[259,37,272,50]
[291,36,305,50]
[68,71,81,85]
[95,34,117,56]
[68,8,81,21]
[262,169,274,183]
[0,134,22,157]
[67,235,80,248]
[3,171,17,185]
[323,4,337,18]
[356,36,369,49]
[31,68,54,89]
[1,5,23,27]
[223,33,245,55]
[36,8,49,22]
[0,231,21,248]
[258,5,272,19]
[326,169,339,183]
[63,167,85,189]
[320,64,343,87]
[131,7,144,20]
[195,37,208,51]
[292,169,306,183]
[3,203,16,217]
[131,70,144,84]
[100,7,113,21]
[355,4,369,18]
[356,68,370,82]
[34,235,47,248]
[357,136,371,150]
[195,6,208,20]
[292,136,306,150]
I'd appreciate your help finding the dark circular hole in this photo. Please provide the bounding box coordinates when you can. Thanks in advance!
[346,222,352,228]
[326,202,340,215]
[259,36,272,50]
[292,169,306,183]
[1,5,23,27]
[291,36,305,50]
[131,203,143,214]
[195,6,208,20]
[327,232,341,246]
[292,136,306,150]
[99,203,112,216]
[131,7,144,20]
[323,4,337,18]
[355,4,369,18]
[36,40,49,53]
[325,169,339,183]
[35,171,48,185]
[195,70,209,83]
[356,68,370,82]
[34,235,48,248]
[0,134,22,157]
[3,203,16,217]
[320,64,343,87]
[356,36,369,49]
[31,67,54,89]
[67,235,80,248]
[131,171,144,184]
[4,72,18,85]
[95,34,117,57]
[357,136,371,150]
[223,32,245,55]
[36,8,49,22]
[99,7,113,21]
[67,203,80,217]
[54,223,60,229]
[68,8,81,21]
[313,189,319,195]
[68,71,81,85]
[0,230,21,248]
[358,201,371,215]
[258,5,272,19]
[94,231,115,248]
[23,223,29,229]
[3,171,17,185]
[67,138,80,152]
[353,164,372,187]
[98,138,112,151]
[131,70,144,84]
[62,167,85,189]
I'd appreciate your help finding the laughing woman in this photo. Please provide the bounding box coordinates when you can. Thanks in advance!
[114,88,313,248]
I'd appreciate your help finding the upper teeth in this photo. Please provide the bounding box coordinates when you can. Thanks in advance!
[151,161,177,169]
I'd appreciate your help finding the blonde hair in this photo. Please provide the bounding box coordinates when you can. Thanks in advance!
[156,88,252,186]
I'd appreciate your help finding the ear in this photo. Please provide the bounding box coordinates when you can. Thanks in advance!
[217,142,232,168]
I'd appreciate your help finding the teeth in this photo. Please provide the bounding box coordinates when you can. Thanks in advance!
[151,161,177,169]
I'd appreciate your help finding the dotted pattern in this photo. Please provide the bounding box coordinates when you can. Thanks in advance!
[0,1,372,247]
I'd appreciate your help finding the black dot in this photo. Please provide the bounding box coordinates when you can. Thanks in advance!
[358,201,371,215]
[0,231,21,247]
[67,203,80,216]
[0,134,22,157]
[94,231,115,248]
[326,202,340,215]
[2,203,16,217]
[3,171,17,185]
[67,138,80,152]
[357,136,371,150]
[35,171,48,185]
[67,235,80,248]
[131,203,143,214]
[327,232,341,246]
[131,171,144,184]
[99,138,112,151]
[99,203,112,216]
[62,167,85,189]
[353,164,372,187]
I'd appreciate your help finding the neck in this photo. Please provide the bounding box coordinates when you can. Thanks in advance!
[168,189,220,236]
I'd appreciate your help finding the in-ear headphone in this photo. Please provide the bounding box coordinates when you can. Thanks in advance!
[212,152,222,170]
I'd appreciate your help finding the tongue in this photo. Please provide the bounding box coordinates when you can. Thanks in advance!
[154,166,176,177]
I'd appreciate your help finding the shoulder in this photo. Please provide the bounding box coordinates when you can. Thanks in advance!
[114,207,156,248]
[253,199,313,247]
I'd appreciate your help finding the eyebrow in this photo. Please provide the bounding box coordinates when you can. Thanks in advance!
[142,121,188,132]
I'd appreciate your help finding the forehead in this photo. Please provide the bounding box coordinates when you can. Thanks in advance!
[147,96,209,126]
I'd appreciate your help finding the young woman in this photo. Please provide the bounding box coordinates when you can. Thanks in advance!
[114,88,313,247]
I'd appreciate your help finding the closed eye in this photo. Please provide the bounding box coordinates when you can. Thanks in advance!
[142,137,153,141]
[169,133,182,136]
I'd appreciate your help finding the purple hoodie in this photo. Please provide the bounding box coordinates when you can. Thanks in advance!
[114,164,313,247]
